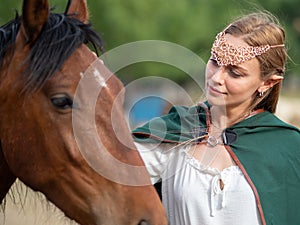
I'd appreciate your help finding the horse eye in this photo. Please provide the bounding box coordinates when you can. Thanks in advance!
[51,96,73,109]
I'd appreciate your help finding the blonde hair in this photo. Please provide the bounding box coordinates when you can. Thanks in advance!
[225,12,287,113]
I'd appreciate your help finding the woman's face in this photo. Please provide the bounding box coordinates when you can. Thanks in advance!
[205,34,264,112]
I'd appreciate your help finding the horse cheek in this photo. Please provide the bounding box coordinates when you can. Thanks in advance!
[0,143,16,203]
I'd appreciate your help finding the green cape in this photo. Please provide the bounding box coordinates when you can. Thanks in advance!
[132,103,300,225]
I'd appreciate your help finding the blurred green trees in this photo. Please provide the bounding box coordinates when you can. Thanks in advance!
[1,0,299,84]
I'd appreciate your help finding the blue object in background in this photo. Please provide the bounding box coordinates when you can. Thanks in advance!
[129,96,167,128]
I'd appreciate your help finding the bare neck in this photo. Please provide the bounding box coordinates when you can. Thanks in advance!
[210,105,250,130]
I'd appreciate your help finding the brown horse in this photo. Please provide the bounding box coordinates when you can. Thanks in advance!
[0,0,167,224]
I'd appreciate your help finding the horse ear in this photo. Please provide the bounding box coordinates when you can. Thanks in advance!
[20,0,50,44]
[66,0,89,23]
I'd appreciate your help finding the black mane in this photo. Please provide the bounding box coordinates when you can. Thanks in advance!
[0,13,20,67]
[0,12,104,92]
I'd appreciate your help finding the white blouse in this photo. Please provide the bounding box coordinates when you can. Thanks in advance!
[135,142,262,225]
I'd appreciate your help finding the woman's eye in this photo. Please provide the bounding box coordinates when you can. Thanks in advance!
[210,58,219,66]
[228,68,242,78]
[51,96,73,109]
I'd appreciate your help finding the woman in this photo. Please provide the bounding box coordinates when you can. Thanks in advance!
[132,12,300,225]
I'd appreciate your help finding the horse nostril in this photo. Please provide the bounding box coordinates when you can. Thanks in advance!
[138,220,150,225]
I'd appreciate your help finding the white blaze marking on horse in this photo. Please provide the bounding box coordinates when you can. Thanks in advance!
[93,69,107,88]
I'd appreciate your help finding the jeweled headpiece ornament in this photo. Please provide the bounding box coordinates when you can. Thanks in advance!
[211,31,285,66]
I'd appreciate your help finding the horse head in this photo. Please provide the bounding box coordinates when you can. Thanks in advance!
[0,0,167,224]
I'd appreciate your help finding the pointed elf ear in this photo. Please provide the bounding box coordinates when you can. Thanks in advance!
[65,0,89,23]
[258,74,283,93]
[19,0,50,45]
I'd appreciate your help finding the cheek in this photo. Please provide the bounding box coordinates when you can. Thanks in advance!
[225,79,243,94]
[205,64,214,83]
[226,78,259,97]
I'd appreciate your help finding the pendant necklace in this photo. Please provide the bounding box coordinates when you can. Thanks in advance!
[207,135,220,147]
[206,131,223,147]
[206,120,223,147]
[207,110,248,147]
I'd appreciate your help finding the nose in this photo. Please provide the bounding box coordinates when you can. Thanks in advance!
[138,220,149,225]
[211,66,226,85]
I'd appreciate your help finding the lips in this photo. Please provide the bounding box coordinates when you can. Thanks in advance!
[208,85,226,95]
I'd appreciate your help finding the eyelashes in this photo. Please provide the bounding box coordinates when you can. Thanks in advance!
[209,58,244,78]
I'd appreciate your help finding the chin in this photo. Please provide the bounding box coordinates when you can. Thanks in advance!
[206,95,227,107]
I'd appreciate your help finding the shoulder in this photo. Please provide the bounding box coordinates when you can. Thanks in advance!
[234,111,300,133]
[232,111,300,147]
[263,112,300,137]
